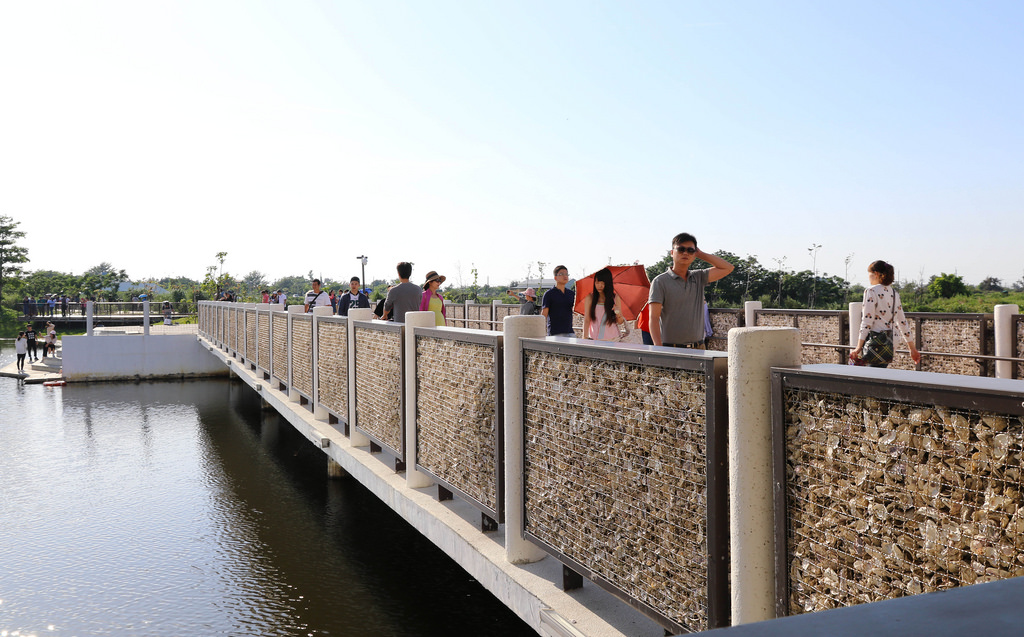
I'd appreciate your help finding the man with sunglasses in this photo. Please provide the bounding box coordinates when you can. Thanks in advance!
[648,233,734,348]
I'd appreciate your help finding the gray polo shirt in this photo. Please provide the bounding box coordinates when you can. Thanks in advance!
[383,281,421,323]
[649,268,710,344]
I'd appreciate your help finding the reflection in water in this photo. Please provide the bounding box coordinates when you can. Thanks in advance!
[0,349,533,637]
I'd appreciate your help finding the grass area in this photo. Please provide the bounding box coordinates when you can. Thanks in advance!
[901,291,1024,313]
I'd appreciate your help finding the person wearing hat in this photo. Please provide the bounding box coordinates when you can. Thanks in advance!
[419,271,447,326]
[520,287,539,316]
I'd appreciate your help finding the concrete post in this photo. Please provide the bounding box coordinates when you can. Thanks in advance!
[849,302,864,349]
[503,314,548,564]
[994,305,1020,379]
[404,311,436,488]
[465,300,472,329]
[86,301,94,336]
[728,326,801,625]
[143,301,150,336]
[327,458,348,479]
[492,299,502,331]
[347,308,374,447]
[311,306,334,419]
[744,301,762,328]
[287,305,303,403]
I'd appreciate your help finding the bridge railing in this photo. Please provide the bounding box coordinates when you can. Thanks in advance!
[196,300,1024,635]
[415,327,504,527]
[771,364,1024,616]
[522,338,730,633]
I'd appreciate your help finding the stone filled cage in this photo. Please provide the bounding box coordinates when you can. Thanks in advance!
[772,365,1024,617]
[521,339,730,633]
[755,309,848,365]
[316,316,350,427]
[707,308,744,352]
[291,314,314,402]
[1017,314,1024,380]
[271,312,289,387]
[257,311,271,376]
[415,328,504,527]
[353,321,405,467]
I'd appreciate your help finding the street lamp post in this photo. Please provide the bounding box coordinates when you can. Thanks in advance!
[357,256,368,292]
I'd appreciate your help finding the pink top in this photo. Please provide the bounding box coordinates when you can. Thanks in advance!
[587,304,620,341]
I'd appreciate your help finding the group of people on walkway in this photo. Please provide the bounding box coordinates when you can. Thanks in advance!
[21,294,81,318]
[259,230,917,370]
[14,322,58,373]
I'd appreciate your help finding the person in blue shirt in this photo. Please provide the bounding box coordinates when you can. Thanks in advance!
[541,265,575,336]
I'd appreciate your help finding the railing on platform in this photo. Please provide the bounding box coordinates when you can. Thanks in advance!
[415,327,504,529]
[195,300,1024,635]
[771,365,1024,617]
[521,339,730,633]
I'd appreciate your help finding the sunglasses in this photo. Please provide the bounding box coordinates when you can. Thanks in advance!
[556,271,569,277]
[674,246,697,254]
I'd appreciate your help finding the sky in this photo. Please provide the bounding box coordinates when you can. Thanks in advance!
[1,1,1022,290]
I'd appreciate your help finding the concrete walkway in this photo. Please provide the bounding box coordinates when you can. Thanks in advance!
[0,351,64,383]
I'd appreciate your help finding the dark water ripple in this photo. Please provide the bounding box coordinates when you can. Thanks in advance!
[0,344,534,636]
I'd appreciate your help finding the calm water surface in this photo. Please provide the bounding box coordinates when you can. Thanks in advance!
[0,343,534,636]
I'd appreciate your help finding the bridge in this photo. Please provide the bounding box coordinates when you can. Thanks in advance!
[54,300,1024,636]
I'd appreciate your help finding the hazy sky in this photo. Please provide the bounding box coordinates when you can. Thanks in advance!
[2,1,1021,289]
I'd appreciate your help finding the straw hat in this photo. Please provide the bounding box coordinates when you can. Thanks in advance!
[423,271,446,289]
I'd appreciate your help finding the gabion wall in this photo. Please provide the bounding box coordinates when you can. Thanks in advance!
[447,303,465,327]
[354,326,403,456]
[233,308,244,354]
[316,320,348,421]
[523,349,715,631]
[915,316,986,376]
[782,387,1024,615]
[246,310,257,362]
[756,311,845,364]
[707,309,742,352]
[291,315,313,398]
[416,335,500,514]
[797,314,845,365]
[258,313,270,371]
[272,313,288,385]
[466,304,491,330]
[1017,317,1024,379]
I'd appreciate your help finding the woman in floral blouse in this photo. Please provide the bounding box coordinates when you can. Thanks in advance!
[850,260,921,367]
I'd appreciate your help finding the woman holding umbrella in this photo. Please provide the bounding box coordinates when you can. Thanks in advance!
[583,268,626,341]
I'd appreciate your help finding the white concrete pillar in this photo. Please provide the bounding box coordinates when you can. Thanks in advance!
[503,314,548,564]
[744,300,762,328]
[465,299,472,328]
[728,326,801,625]
[143,300,150,336]
[287,305,303,403]
[994,304,1020,379]
[347,308,374,447]
[849,302,864,349]
[404,311,436,488]
[86,301,94,336]
[492,299,502,331]
[311,306,334,419]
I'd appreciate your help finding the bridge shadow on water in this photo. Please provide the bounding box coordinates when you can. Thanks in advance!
[201,378,537,636]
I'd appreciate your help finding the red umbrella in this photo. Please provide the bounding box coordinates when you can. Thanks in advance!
[573,265,650,321]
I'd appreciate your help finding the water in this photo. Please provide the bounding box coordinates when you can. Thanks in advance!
[0,343,534,636]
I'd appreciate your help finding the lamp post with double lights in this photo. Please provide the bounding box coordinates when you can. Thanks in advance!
[357,255,368,293]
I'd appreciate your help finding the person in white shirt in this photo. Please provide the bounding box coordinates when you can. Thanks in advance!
[304,279,331,313]
[851,260,921,367]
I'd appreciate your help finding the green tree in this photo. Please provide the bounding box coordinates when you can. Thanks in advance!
[81,262,129,298]
[928,273,968,298]
[0,215,30,304]
[977,277,1004,292]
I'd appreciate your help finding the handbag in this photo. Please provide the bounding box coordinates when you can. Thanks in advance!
[861,330,894,366]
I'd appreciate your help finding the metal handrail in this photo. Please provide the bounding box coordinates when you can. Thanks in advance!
[801,341,1024,364]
